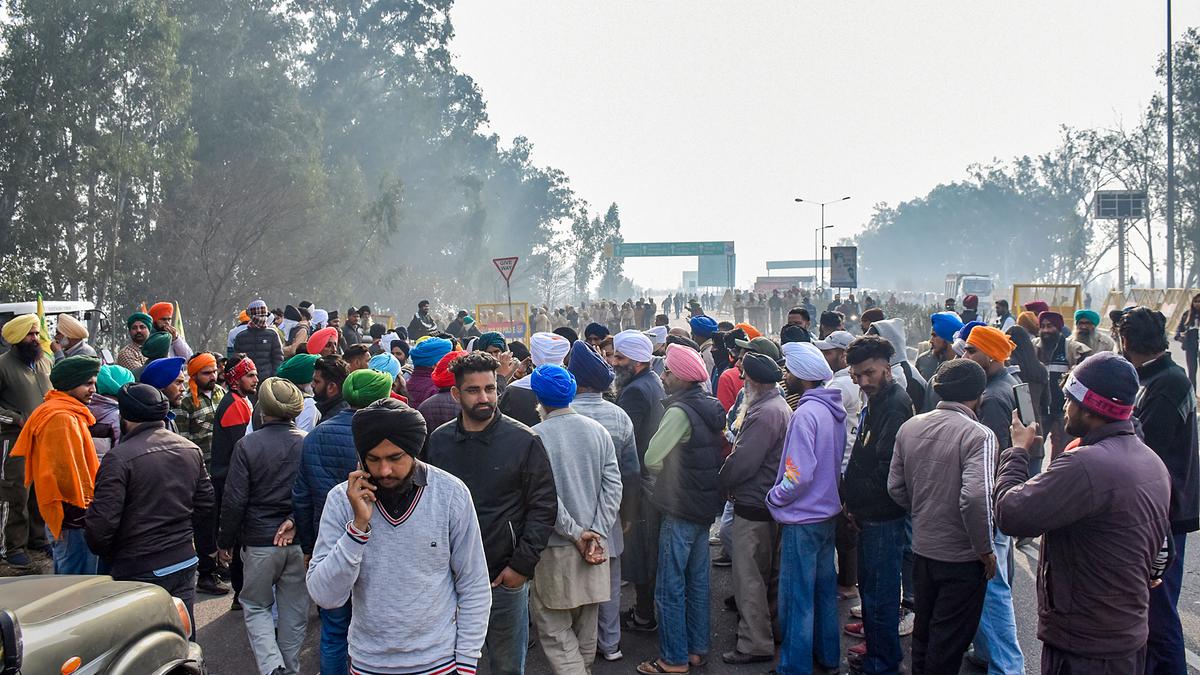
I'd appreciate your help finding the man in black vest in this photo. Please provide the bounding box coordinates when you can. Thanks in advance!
[636,344,725,675]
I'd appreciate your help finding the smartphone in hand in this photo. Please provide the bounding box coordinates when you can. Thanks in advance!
[1013,382,1035,426]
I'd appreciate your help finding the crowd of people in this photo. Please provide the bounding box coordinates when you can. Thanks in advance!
[0,289,1195,675]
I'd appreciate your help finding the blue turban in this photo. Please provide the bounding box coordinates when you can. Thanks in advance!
[567,339,614,391]
[584,322,610,340]
[410,337,453,367]
[930,311,964,343]
[476,331,507,353]
[530,364,577,408]
[956,320,986,342]
[1074,309,1101,327]
[139,357,185,390]
[369,353,401,380]
[689,315,719,338]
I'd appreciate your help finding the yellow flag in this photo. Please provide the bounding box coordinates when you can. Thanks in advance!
[174,302,186,340]
[36,293,52,355]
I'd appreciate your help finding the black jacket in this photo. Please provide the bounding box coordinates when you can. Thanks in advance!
[84,422,214,577]
[616,367,667,470]
[1135,353,1200,534]
[653,386,727,524]
[209,391,253,485]
[233,325,283,379]
[844,380,912,522]
[219,421,306,548]
[425,412,557,580]
[498,384,541,428]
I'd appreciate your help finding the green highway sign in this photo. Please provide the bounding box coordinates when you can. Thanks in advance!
[610,241,734,257]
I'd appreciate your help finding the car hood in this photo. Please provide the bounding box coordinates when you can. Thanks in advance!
[0,575,146,624]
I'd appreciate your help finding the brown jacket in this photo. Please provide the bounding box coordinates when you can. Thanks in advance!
[994,420,1171,658]
[888,401,995,563]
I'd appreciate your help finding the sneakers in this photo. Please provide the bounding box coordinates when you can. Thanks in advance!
[843,621,865,638]
[708,535,721,545]
[599,648,623,662]
[196,572,231,595]
[850,604,862,618]
[899,609,915,637]
[711,553,732,567]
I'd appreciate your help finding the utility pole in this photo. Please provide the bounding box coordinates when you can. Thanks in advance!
[1166,0,1177,288]
[1118,219,1128,293]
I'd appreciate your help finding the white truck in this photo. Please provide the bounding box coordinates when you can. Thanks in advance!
[944,273,993,320]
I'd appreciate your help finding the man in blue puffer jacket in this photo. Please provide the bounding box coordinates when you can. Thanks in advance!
[292,367,390,675]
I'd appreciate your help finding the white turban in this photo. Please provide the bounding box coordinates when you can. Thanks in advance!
[56,313,88,340]
[782,341,833,382]
[644,326,668,345]
[311,308,328,329]
[613,329,653,363]
[530,331,570,366]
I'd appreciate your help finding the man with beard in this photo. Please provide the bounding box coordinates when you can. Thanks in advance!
[819,311,844,340]
[293,367,389,675]
[1034,311,1090,459]
[208,354,259,609]
[148,301,193,360]
[995,352,1171,673]
[140,358,187,430]
[51,313,97,361]
[993,299,1016,333]
[177,352,230,596]
[0,314,52,573]
[407,300,438,340]
[306,326,339,358]
[340,307,364,349]
[312,355,349,421]
[637,344,726,675]
[425,351,557,675]
[308,398,492,675]
[343,344,370,373]
[916,312,964,382]
[118,312,154,371]
[611,329,666,634]
[234,299,284,379]
[1119,308,1199,672]
[1070,309,1115,354]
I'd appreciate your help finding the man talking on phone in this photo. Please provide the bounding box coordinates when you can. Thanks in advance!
[995,351,1171,673]
[307,398,492,675]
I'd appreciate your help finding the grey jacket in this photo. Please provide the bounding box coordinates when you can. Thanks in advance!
[888,401,995,562]
[532,409,622,548]
[219,420,306,548]
[718,387,791,521]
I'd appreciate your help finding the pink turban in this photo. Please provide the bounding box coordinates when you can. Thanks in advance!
[665,343,708,383]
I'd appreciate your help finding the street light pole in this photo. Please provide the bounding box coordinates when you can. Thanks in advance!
[1166,0,1176,287]
[795,196,850,289]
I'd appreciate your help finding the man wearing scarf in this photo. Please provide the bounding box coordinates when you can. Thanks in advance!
[207,354,259,609]
[1034,311,1090,458]
[51,313,98,361]
[149,301,193,360]
[176,351,228,595]
[118,312,154,370]
[529,364,622,672]
[11,355,102,574]
[308,399,491,675]
[233,300,284,379]
[0,314,52,573]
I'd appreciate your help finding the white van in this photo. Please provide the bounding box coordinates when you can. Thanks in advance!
[0,301,114,359]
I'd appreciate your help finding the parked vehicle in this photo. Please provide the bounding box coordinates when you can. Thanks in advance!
[0,301,113,356]
[0,575,203,675]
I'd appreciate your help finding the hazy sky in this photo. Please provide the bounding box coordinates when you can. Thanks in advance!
[451,2,1199,291]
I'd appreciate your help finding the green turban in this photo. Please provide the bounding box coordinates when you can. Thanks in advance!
[51,355,102,391]
[141,331,172,359]
[343,369,393,409]
[476,331,507,353]
[126,312,153,330]
[96,364,135,396]
[276,353,319,385]
[1074,309,1102,327]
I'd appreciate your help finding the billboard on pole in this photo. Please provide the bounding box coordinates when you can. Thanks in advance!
[829,246,858,288]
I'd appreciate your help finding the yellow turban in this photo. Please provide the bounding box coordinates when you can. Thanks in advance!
[2,314,39,346]
[55,313,88,340]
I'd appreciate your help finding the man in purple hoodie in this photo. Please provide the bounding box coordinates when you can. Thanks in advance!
[767,341,845,674]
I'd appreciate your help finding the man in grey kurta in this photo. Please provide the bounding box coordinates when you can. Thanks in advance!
[529,364,622,673]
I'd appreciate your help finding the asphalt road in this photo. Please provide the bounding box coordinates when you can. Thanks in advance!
[192,535,1200,674]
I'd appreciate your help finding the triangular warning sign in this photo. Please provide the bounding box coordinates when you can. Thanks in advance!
[493,257,519,282]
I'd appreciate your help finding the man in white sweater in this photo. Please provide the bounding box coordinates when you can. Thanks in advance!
[307,398,491,675]
[529,364,623,673]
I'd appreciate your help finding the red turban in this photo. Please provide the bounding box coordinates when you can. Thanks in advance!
[307,327,338,355]
[149,302,174,322]
[431,350,464,389]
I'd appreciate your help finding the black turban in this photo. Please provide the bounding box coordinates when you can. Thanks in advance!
[117,383,170,422]
[742,351,784,384]
[931,359,987,403]
[351,398,427,461]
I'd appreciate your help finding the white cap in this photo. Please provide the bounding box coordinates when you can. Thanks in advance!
[814,330,854,351]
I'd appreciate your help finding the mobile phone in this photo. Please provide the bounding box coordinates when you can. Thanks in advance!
[1013,382,1035,426]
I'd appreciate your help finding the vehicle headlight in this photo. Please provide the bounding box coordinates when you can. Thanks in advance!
[171,597,192,639]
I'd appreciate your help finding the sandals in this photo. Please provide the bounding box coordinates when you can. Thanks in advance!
[637,658,689,674]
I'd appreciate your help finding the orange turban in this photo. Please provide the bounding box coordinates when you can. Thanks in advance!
[1016,311,1039,336]
[735,323,762,339]
[187,353,217,407]
[238,310,250,324]
[966,326,1014,363]
[149,302,174,322]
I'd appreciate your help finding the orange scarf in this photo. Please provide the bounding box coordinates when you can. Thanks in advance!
[10,390,98,538]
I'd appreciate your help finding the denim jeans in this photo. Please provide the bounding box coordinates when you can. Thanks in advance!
[318,600,352,675]
[1145,533,1187,674]
[717,500,734,557]
[971,530,1025,674]
[777,518,839,674]
[483,581,529,675]
[901,516,914,607]
[50,527,98,575]
[119,563,198,637]
[655,516,710,666]
[857,516,905,674]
